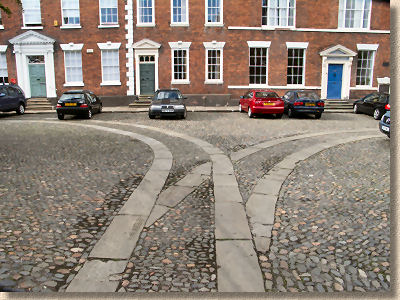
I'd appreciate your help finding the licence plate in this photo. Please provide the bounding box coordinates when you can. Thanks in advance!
[162,109,174,113]
[65,103,77,106]
[305,103,315,106]
[382,126,389,132]
[263,103,274,106]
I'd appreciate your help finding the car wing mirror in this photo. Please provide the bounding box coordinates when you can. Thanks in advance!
[240,96,244,99]
[183,96,188,100]
[0,93,5,97]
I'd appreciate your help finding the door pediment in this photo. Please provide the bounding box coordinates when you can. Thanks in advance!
[9,31,55,45]
[320,45,356,57]
[133,39,161,49]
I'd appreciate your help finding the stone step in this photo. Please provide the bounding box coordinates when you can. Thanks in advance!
[325,105,354,109]
[324,109,354,113]
[129,102,151,108]
[26,106,54,111]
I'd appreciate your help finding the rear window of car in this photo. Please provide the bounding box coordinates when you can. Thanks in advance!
[153,91,182,102]
[297,91,319,100]
[255,92,279,98]
[60,93,85,101]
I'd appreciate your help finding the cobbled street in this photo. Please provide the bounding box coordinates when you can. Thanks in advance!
[0,111,390,294]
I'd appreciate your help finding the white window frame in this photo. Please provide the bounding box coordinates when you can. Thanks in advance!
[0,46,8,84]
[61,0,81,29]
[22,0,43,29]
[203,41,225,84]
[97,42,121,86]
[99,0,119,28]
[247,41,271,87]
[355,44,378,88]
[261,0,296,29]
[170,0,189,26]
[338,0,372,30]
[60,43,84,87]
[169,41,191,84]
[205,0,223,27]
[0,11,4,30]
[286,42,308,86]
[137,0,155,27]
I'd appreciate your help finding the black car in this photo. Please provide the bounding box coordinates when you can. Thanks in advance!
[283,90,325,119]
[379,110,390,138]
[148,89,187,119]
[56,90,102,120]
[0,84,27,115]
[353,92,389,120]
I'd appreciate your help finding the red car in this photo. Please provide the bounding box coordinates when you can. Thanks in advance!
[239,90,284,118]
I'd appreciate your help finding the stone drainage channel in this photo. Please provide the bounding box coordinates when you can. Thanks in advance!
[3,120,384,292]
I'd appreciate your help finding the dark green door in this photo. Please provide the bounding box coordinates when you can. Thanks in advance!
[29,64,46,97]
[140,64,155,95]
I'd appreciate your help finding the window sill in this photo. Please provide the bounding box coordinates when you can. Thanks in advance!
[261,26,294,30]
[351,85,378,90]
[0,25,4,30]
[171,80,190,85]
[98,24,120,28]
[22,26,44,30]
[60,25,82,29]
[64,82,84,87]
[204,80,223,84]
[204,23,224,27]
[100,81,121,86]
[170,23,189,27]
[136,23,155,27]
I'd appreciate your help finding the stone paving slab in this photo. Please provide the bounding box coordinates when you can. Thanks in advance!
[151,158,173,171]
[213,174,238,187]
[246,193,277,224]
[215,202,252,239]
[175,173,208,187]
[216,240,265,292]
[191,162,212,175]
[253,177,283,196]
[66,260,127,292]
[156,185,194,207]
[145,205,170,227]
[211,154,235,174]
[89,215,146,259]
[213,185,243,203]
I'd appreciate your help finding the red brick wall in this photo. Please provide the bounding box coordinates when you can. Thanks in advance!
[0,0,127,98]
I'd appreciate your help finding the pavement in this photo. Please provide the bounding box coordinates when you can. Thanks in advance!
[0,111,390,293]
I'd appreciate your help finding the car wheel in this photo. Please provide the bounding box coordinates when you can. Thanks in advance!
[149,113,155,119]
[182,109,187,119]
[353,104,359,114]
[288,108,295,118]
[239,103,243,113]
[275,113,283,119]
[248,107,254,118]
[16,103,25,115]
[315,113,322,119]
[98,104,103,113]
[373,108,382,120]
[57,113,64,120]
[87,109,92,119]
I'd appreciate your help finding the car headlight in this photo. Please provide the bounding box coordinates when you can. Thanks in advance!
[150,105,161,110]
[174,105,185,109]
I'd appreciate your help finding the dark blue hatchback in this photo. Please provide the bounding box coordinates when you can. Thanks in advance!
[283,90,325,119]
[0,84,27,115]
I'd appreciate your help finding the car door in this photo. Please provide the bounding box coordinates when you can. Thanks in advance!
[7,87,20,109]
[364,94,380,115]
[247,91,254,110]
[0,86,8,110]
[360,93,376,114]
[88,92,100,112]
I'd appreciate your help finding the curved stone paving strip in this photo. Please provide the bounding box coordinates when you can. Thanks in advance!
[6,121,173,292]
[230,129,377,162]
[98,121,264,292]
[246,133,382,256]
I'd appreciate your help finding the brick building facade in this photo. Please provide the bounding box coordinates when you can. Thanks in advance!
[0,0,390,105]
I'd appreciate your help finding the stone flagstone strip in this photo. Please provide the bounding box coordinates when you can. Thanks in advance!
[145,162,212,227]
[230,128,378,162]
[101,121,265,292]
[246,134,383,255]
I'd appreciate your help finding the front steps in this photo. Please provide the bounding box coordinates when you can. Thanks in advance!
[324,99,354,113]
[128,95,152,108]
[27,98,54,111]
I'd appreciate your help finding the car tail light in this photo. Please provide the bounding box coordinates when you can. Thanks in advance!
[294,101,304,106]
[385,104,390,110]
[56,104,62,108]
[80,103,88,108]
[318,102,325,107]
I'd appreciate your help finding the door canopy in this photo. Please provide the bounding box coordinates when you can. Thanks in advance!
[9,30,55,46]
[319,44,357,58]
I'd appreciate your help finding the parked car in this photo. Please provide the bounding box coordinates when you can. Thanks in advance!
[0,84,27,115]
[239,90,284,118]
[56,90,102,120]
[379,110,390,138]
[283,90,324,119]
[353,92,389,120]
[148,89,187,119]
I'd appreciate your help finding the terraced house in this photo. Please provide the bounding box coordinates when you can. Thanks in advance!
[0,0,390,105]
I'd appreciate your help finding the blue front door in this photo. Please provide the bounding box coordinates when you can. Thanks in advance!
[327,64,343,99]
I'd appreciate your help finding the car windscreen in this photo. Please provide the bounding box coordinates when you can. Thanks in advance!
[59,93,85,101]
[153,91,182,103]
[255,92,279,98]
[297,91,319,100]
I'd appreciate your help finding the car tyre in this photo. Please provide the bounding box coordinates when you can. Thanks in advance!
[87,109,92,119]
[353,104,359,114]
[373,108,382,120]
[275,113,283,119]
[315,113,322,119]
[181,109,187,119]
[239,103,244,113]
[57,113,64,120]
[149,113,155,119]
[248,107,254,118]
[288,108,295,118]
[16,103,25,115]
[98,104,103,113]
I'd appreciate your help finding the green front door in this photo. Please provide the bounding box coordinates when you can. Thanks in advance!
[140,64,155,95]
[29,64,46,97]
